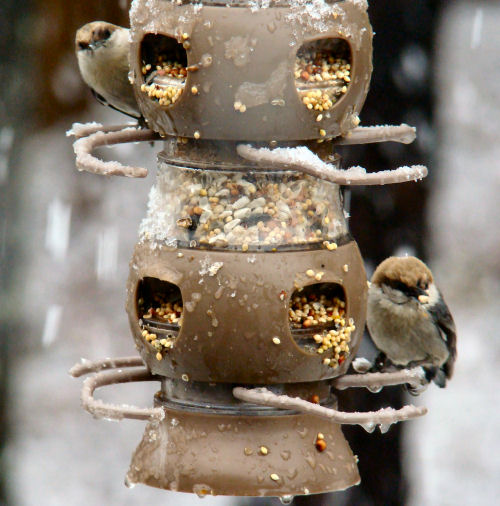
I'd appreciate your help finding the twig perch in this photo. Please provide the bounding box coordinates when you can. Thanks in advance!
[334,124,416,145]
[237,144,427,186]
[71,125,159,178]
[331,368,427,391]
[233,387,427,427]
[81,367,164,422]
[67,122,140,140]
[70,356,145,378]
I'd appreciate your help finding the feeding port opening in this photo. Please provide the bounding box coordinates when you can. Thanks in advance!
[136,277,182,357]
[290,282,354,369]
[140,34,188,107]
[295,38,352,116]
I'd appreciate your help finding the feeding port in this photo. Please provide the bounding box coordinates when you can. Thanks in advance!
[140,34,188,107]
[296,38,353,117]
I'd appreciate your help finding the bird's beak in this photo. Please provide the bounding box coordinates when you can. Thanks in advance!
[417,287,430,304]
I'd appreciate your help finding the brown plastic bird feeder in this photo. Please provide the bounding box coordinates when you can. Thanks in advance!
[70,0,429,500]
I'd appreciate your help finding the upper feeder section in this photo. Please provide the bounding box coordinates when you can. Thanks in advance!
[129,0,372,141]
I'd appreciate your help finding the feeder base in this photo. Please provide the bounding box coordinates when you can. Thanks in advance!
[126,400,360,497]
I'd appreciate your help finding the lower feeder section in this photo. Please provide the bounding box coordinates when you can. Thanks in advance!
[126,396,359,497]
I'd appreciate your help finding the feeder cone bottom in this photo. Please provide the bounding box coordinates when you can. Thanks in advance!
[126,402,360,497]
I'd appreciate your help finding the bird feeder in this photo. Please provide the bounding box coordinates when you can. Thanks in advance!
[70,0,429,500]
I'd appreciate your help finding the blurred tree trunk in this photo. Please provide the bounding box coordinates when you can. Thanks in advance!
[0,2,128,504]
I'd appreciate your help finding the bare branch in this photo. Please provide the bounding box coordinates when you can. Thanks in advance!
[334,124,416,145]
[237,144,427,186]
[233,387,427,428]
[73,127,160,178]
[81,368,164,422]
[70,356,145,378]
[331,368,427,391]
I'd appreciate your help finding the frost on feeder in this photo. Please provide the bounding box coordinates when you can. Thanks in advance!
[69,0,433,500]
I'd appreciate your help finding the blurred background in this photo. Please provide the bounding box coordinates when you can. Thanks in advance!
[0,1,499,505]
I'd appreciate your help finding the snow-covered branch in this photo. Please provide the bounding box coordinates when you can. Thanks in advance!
[70,356,145,377]
[80,367,164,422]
[335,124,416,145]
[233,387,427,430]
[237,144,427,186]
[72,126,159,178]
[332,368,427,391]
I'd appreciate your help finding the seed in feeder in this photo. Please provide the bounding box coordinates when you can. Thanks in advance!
[315,271,324,281]
[244,447,253,456]
[242,243,249,252]
[259,446,269,455]
[310,394,320,404]
[191,86,199,95]
[177,252,184,258]
[306,269,315,277]
[194,130,201,140]
[182,32,189,40]
[279,290,287,301]
[270,474,280,482]
[319,129,326,137]
[315,438,327,452]
[343,264,349,272]
[316,114,323,122]
[317,433,325,440]
[156,352,162,361]
[181,373,189,382]
[177,217,193,228]
[272,336,281,345]
[323,358,331,365]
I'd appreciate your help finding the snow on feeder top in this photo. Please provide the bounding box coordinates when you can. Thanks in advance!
[129,0,372,141]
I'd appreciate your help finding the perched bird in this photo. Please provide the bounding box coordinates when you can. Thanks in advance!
[75,21,141,120]
[367,256,456,388]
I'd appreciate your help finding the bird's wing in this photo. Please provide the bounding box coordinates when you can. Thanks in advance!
[427,292,457,379]
[90,88,141,120]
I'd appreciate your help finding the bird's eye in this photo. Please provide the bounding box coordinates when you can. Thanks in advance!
[94,28,112,42]
[78,41,89,50]
[419,280,429,290]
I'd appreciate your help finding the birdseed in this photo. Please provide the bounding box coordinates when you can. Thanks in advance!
[141,165,348,251]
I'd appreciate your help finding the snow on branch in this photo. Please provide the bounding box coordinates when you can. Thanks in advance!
[233,386,427,430]
[237,144,427,186]
[72,126,159,178]
[334,124,416,145]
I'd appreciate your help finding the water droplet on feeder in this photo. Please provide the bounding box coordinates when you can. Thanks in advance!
[280,450,291,461]
[367,385,383,393]
[305,453,316,469]
[193,483,213,498]
[280,495,294,504]
[379,423,392,434]
[361,422,376,433]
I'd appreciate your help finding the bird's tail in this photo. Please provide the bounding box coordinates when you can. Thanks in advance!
[424,366,447,388]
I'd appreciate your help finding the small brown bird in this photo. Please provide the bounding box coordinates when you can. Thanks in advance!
[367,256,457,388]
[75,21,141,119]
